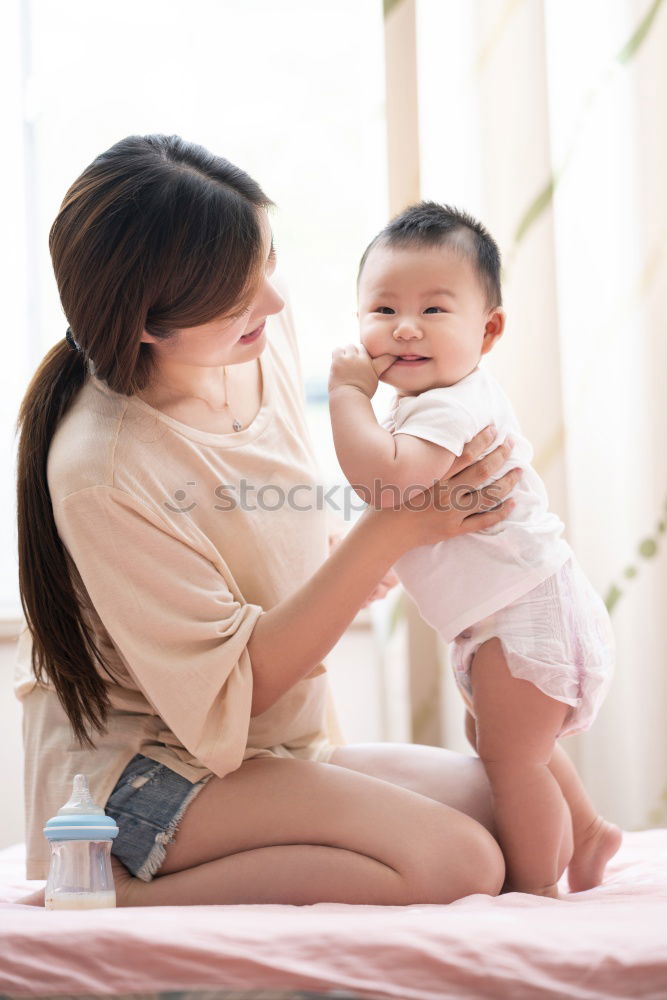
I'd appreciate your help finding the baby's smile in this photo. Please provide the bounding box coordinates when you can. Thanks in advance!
[390,354,431,366]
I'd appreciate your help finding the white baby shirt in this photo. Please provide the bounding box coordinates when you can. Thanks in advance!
[380,364,572,641]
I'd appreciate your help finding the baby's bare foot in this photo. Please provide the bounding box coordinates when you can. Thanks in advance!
[568,816,622,893]
[16,886,45,906]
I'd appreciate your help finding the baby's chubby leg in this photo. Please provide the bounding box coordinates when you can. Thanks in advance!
[465,711,621,892]
[470,638,572,898]
[547,742,622,892]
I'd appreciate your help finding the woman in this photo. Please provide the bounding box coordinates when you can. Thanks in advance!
[15,134,521,907]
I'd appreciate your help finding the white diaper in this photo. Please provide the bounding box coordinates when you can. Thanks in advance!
[450,556,615,738]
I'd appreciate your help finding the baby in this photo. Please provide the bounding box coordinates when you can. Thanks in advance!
[328,202,622,899]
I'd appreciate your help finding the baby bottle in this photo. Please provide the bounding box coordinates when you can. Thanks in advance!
[43,773,119,910]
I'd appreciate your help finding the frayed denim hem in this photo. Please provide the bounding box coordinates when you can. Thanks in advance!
[134,774,214,883]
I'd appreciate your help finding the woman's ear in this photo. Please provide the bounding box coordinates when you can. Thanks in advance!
[481,307,505,356]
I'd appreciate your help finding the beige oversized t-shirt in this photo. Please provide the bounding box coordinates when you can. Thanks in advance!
[14,295,346,880]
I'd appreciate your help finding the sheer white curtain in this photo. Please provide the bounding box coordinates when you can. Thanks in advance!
[383,0,666,830]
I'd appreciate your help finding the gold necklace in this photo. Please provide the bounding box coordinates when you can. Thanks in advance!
[221,366,243,432]
[193,366,243,431]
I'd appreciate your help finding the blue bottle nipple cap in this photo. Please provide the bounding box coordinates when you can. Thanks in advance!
[43,774,118,841]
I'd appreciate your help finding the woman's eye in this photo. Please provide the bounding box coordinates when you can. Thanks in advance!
[375,307,395,315]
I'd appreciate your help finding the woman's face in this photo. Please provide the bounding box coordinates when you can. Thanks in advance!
[140,209,284,368]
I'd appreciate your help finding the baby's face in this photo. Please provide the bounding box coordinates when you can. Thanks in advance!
[358,242,504,395]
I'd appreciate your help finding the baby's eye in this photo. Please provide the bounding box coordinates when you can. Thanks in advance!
[424,306,446,314]
[374,307,395,315]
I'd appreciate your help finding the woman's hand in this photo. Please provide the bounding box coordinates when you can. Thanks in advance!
[328,343,396,398]
[359,566,400,607]
[365,425,521,550]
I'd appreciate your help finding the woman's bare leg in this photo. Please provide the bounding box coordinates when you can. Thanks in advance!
[114,844,408,907]
[16,756,504,908]
[18,752,506,909]
[328,742,497,837]
[18,745,504,908]
[125,757,504,906]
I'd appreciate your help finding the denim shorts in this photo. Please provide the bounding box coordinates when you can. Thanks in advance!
[104,753,213,882]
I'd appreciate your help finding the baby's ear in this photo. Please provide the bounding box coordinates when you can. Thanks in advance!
[481,307,505,356]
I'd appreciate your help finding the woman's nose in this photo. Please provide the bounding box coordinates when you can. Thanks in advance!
[262,278,285,317]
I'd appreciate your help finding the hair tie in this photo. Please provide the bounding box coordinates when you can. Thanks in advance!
[65,327,82,353]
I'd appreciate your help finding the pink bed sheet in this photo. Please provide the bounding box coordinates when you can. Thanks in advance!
[1,829,666,1000]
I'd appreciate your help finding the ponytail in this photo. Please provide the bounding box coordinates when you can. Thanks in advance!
[15,337,113,748]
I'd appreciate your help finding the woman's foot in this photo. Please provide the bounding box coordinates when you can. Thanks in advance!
[16,886,45,906]
[567,816,623,892]
[15,859,135,908]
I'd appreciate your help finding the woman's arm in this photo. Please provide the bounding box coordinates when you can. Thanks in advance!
[247,429,520,716]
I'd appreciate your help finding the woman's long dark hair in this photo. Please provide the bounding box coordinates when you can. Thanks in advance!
[15,134,273,748]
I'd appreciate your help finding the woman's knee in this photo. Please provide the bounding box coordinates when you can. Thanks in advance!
[470,825,506,896]
[410,812,505,903]
[449,823,506,899]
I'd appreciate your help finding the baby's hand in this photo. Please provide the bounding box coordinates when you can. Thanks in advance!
[328,343,395,398]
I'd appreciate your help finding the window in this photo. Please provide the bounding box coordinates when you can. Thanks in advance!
[3,0,391,615]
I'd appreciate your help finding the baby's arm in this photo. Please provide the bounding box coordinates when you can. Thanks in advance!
[329,384,456,508]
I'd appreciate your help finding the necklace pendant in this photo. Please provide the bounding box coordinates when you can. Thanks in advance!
[232,418,243,432]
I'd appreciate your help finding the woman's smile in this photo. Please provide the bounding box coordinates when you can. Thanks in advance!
[238,320,266,344]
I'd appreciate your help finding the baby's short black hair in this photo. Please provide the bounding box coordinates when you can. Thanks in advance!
[357,201,502,310]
